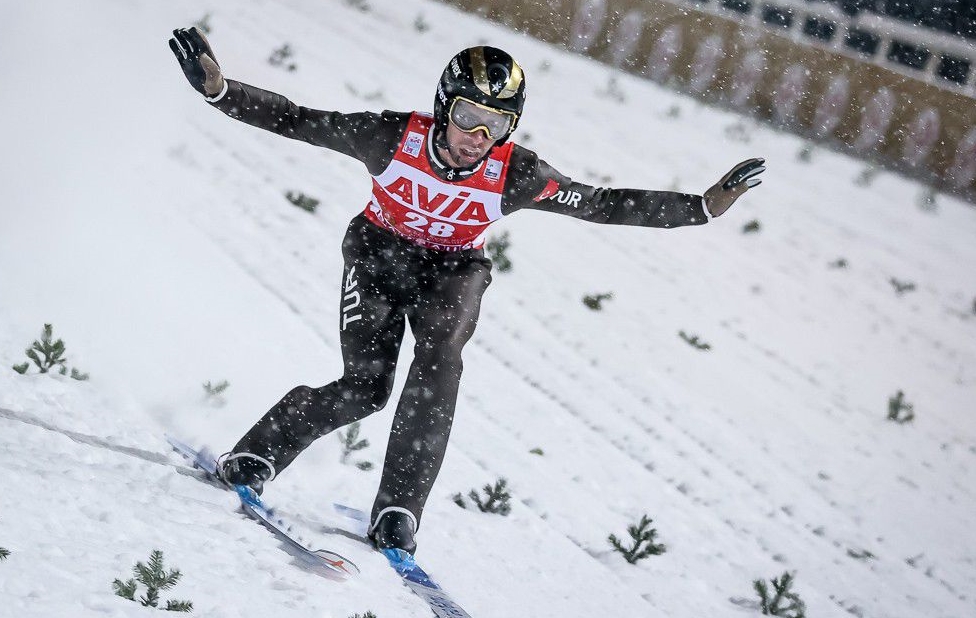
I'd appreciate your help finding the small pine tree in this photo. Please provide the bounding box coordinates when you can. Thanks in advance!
[203,380,229,396]
[113,550,193,612]
[742,219,762,233]
[343,82,384,102]
[338,422,373,471]
[12,324,88,380]
[453,478,512,515]
[582,292,613,310]
[854,166,880,187]
[0,547,10,561]
[269,44,297,71]
[486,232,513,273]
[350,612,377,618]
[22,323,65,373]
[753,571,806,617]
[584,169,613,185]
[828,257,848,269]
[887,390,915,424]
[165,600,194,612]
[846,547,876,561]
[113,577,137,600]
[203,380,230,407]
[597,76,626,103]
[608,514,666,563]
[678,330,711,351]
[889,277,916,295]
[414,13,430,32]
[285,190,320,213]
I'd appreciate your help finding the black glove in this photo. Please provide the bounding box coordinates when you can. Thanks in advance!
[703,158,766,217]
[169,27,224,97]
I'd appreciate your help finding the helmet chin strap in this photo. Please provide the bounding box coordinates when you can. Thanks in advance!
[432,123,451,154]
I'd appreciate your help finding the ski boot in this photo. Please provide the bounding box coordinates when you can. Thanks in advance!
[217,452,275,496]
[368,507,418,556]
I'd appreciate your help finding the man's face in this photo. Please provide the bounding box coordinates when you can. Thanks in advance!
[442,120,498,168]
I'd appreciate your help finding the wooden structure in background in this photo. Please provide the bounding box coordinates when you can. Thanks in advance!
[443,0,976,201]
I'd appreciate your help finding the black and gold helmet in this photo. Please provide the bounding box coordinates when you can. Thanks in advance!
[434,46,526,143]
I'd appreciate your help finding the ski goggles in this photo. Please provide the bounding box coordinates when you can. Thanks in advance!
[448,97,517,140]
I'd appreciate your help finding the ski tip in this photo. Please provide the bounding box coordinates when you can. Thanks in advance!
[312,550,361,576]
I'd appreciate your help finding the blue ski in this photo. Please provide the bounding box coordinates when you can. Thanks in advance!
[167,436,471,615]
[165,435,359,579]
[332,504,473,618]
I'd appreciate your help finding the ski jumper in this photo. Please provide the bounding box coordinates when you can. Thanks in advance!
[207,80,710,528]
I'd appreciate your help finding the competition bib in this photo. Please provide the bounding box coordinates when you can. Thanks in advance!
[363,113,513,251]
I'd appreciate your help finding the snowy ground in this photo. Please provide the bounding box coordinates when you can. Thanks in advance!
[1,0,975,617]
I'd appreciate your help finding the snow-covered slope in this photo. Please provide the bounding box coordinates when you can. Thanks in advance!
[1,0,974,617]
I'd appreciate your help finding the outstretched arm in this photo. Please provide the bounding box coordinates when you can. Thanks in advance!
[168,27,405,173]
[503,146,765,228]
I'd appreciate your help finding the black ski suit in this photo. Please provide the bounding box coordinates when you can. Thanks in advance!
[207,80,710,529]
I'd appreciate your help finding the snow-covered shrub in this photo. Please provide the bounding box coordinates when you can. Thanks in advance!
[202,380,229,397]
[846,547,876,561]
[887,390,915,424]
[753,571,806,617]
[112,550,192,612]
[596,77,626,103]
[344,83,384,102]
[11,323,88,380]
[285,190,319,213]
[582,292,613,310]
[268,44,297,72]
[338,422,373,471]
[608,514,666,564]
[889,277,916,295]
[202,380,230,406]
[855,166,880,187]
[742,219,762,234]
[486,231,513,273]
[679,330,711,351]
[453,478,511,516]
